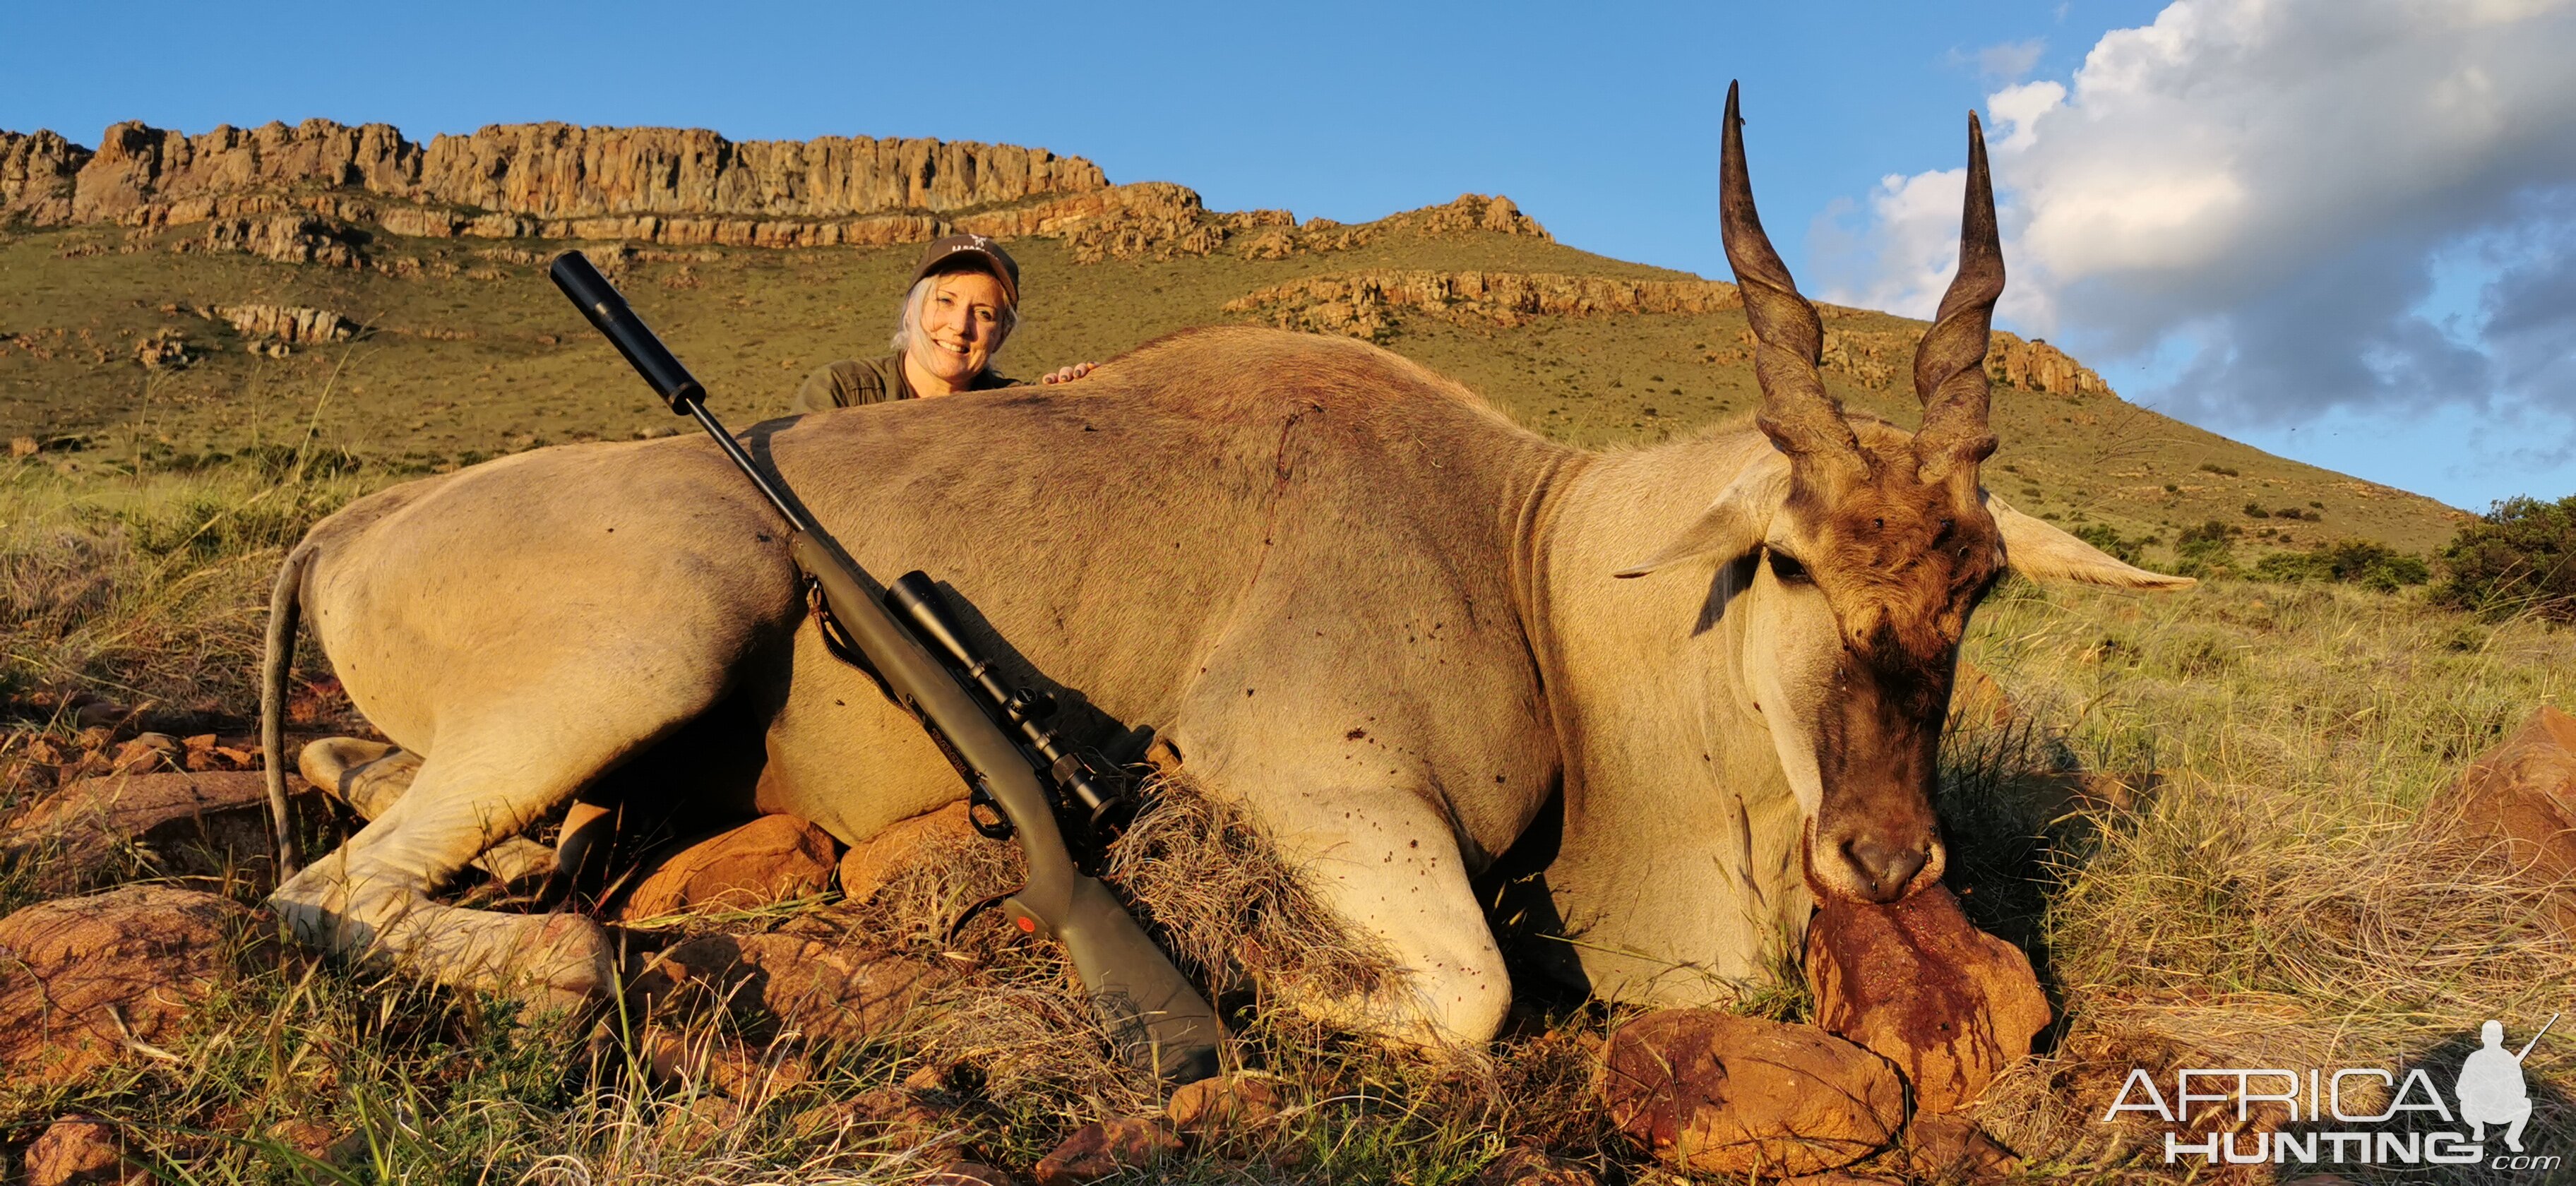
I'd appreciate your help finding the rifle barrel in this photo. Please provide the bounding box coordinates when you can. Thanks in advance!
[2516,1012,2559,1061]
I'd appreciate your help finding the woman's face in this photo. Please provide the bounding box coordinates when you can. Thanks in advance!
[907,270,1010,385]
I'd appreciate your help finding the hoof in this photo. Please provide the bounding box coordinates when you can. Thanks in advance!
[296,738,399,798]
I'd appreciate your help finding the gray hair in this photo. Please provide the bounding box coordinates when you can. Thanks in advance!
[889,275,1020,357]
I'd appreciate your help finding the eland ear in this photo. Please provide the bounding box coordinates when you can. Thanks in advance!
[1989,496,2196,590]
[1616,452,1791,578]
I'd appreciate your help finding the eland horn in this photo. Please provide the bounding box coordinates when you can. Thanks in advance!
[1911,111,2005,479]
[1722,81,1863,468]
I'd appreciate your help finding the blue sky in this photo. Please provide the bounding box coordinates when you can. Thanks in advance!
[6,1,2568,510]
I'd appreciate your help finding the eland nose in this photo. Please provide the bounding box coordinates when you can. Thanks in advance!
[1841,835,1928,902]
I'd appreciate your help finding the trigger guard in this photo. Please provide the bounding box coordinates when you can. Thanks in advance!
[967,786,1015,840]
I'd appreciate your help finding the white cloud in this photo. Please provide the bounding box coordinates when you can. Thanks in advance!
[1813,0,2576,484]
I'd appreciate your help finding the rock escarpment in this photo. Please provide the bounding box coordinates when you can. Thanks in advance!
[4,119,1104,227]
[0,120,1551,264]
[1226,269,1743,340]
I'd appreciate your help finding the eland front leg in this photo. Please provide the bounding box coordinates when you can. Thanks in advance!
[1169,720,1513,1048]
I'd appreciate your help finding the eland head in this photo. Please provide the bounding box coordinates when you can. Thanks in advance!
[1620,83,2190,906]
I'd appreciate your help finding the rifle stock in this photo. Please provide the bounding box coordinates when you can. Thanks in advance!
[549,250,1220,1082]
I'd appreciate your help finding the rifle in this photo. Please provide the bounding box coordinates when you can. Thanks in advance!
[548,250,1220,1082]
[2516,1012,2558,1062]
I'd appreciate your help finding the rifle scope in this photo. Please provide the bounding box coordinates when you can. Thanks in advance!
[886,571,1138,839]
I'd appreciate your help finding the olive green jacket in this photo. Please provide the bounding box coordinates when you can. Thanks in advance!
[792,352,1018,414]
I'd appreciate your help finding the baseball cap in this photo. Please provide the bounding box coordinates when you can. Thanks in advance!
[911,234,1020,307]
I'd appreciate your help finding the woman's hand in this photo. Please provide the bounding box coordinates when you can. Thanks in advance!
[1042,361,1099,385]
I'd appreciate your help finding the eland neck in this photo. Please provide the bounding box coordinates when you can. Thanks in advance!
[1512,426,1813,998]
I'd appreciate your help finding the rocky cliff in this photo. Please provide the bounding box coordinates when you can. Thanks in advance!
[3,119,1104,227]
[0,120,1555,265]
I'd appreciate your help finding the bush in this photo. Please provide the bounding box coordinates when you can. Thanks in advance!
[2250,539,2430,592]
[2434,493,2576,622]
[2243,501,2270,519]
[2073,523,2144,565]
[2173,520,2237,578]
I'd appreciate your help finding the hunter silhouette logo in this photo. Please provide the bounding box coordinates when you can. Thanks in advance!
[2101,1012,2561,1170]
[2459,1014,2556,1154]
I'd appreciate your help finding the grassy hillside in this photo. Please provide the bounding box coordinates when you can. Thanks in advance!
[1,207,2467,563]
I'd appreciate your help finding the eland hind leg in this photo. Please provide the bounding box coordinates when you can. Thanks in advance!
[270,672,744,1008]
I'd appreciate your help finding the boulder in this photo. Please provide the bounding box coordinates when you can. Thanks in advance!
[634,932,950,1043]
[1804,885,2050,1113]
[0,887,270,1088]
[25,1117,135,1186]
[837,801,979,902]
[1032,1116,1180,1186]
[3,769,317,896]
[1600,1010,1904,1178]
[616,815,837,921]
[2440,705,2576,931]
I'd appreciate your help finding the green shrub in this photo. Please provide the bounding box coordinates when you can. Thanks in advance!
[2434,493,2576,622]
[2073,523,2144,565]
[2173,520,2237,578]
[2242,501,2270,519]
[2250,539,2430,592]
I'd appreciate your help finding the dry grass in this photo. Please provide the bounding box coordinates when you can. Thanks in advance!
[1946,577,2576,1184]
[0,450,368,726]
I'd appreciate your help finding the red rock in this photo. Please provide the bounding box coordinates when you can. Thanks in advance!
[1165,1073,1283,1136]
[1804,884,2050,1114]
[107,733,182,774]
[2441,706,2576,930]
[1033,1117,1181,1186]
[837,801,979,903]
[25,1117,133,1185]
[0,887,271,1087]
[615,814,837,921]
[1900,1114,2022,1180]
[1600,1010,1904,1178]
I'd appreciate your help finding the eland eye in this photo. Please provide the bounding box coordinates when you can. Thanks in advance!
[1767,549,1812,585]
